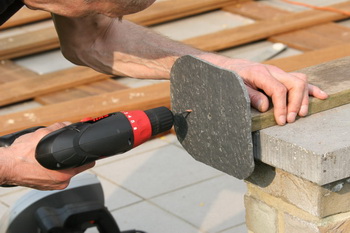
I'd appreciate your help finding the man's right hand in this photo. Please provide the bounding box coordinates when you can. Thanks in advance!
[0,123,95,190]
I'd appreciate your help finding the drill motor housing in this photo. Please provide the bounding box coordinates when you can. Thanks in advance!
[35,107,173,170]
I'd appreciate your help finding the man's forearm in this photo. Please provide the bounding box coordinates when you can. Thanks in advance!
[52,13,328,126]
[53,14,207,79]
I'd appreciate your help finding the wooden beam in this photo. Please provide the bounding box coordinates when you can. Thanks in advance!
[183,1,350,51]
[0,66,109,106]
[263,43,350,72]
[1,57,350,135]
[0,27,59,60]
[4,1,349,60]
[252,56,350,131]
[0,8,51,29]
[0,82,171,135]
[269,23,350,51]
[35,79,129,105]
[223,1,290,20]
[125,0,245,26]
[0,60,38,83]
[0,0,245,60]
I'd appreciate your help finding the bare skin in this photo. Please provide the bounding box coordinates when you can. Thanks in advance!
[0,123,95,190]
[53,14,328,125]
[22,0,156,17]
[0,0,328,189]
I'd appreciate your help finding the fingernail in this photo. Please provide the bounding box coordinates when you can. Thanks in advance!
[287,112,297,123]
[278,115,286,125]
[299,105,308,116]
[320,90,328,98]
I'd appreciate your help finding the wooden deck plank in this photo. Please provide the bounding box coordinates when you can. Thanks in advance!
[0,66,109,106]
[0,7,51,29]
[1,56,350,135]
[0,26,59,60]
[0,60,38,83]
[0,0,244,60]
[0,82,171,135]
[252,56,350,131]
[223,1,290,20]
[125,0,245,26]
[35,79,129,105]
[263,43,350,72]
[183,1,350,51]
[269,23,350,51]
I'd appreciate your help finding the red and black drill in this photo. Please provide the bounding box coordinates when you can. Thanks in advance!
[0,106,174,170]
[35,106,174,170]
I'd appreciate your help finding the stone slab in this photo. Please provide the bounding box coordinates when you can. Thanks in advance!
[253,103,350,185]
[171,55,254,179]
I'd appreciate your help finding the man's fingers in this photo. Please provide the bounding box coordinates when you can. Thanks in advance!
[308,84,329,100]
[246,86,270,112]
[282,72,308,121]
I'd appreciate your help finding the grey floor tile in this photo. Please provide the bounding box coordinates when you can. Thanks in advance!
[98,176,142,211]
[94,137,170,167]
[0,186,27,197]
[151,175,246,233]
[92,144,222,199]
[0,188,30,208]
[220,224,247,233]
[112,201,202,233]
[0,202,8,220]
[151,10,254,41]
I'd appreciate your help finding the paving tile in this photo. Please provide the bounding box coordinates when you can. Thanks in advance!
[0,188,30,208]
[92,144,222,198]
[97,175,142,211]
[111,201,202,233]
[220,224,247,233]
[0,185,27,197]
[94,137,170,167]
[0,202,8,220]
[151,175,246,233]
[151,10,254,41]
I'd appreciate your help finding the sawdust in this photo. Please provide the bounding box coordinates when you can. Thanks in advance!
[129,92,145,99]
[23,112,37,122]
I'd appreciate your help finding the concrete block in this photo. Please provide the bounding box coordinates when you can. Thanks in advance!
[254,103,350,185]
[284,213,320,233]
[245,195,278,233]
[247,162,350,218]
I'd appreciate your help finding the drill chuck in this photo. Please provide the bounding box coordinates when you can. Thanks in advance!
[35,107,173,170]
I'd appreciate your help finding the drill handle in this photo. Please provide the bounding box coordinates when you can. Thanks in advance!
[0,126,44,148]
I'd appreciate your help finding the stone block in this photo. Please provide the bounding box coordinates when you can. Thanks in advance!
[245,195,278,233]
[253,104,350,186]
[246,162,350,218]
[284,213,320,233]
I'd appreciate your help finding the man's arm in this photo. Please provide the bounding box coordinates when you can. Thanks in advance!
[52,14,328,125]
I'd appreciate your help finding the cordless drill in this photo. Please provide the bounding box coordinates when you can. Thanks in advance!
[35,106,174,170]
[0,107,174,170]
